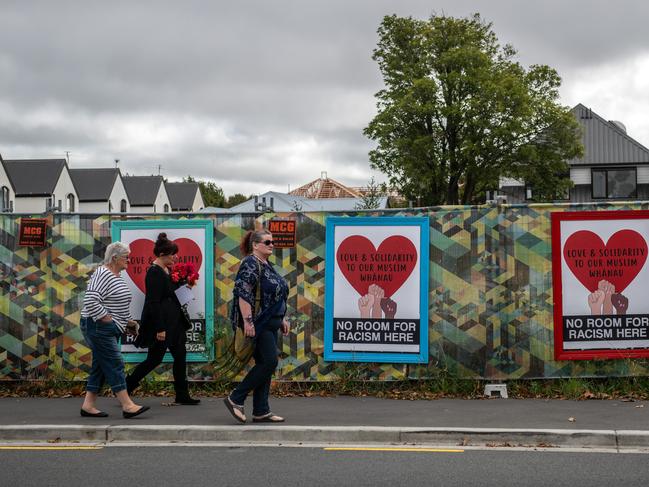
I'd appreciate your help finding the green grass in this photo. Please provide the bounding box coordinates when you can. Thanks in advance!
[2,377,649,399]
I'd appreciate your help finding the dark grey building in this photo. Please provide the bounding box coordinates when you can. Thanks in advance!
[69,168,130,213]
[164,181,204,212]
[122,175,171,213]
[500,103,649,203]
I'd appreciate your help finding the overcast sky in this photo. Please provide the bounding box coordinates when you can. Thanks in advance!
[2,1,649,196]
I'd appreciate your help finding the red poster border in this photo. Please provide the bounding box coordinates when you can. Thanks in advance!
[552,210,649,360]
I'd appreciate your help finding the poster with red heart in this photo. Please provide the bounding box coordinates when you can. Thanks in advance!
[111,220,214,362]
[324,217,429,364]
[552,211,649,360]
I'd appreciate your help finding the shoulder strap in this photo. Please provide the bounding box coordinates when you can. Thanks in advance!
[254,259,262,315]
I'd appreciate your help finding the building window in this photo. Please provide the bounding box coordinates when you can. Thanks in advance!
[66,194,75,212]
[1,186,9,212]
[163,203,169,213]
[120,199,127,212]
[592,168,637,199]
[525,184,533,200]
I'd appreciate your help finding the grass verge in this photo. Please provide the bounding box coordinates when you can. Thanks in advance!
[1,376,649,400]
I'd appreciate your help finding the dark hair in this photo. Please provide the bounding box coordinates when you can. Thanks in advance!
[240,229,271,256]
[153,232,178,257]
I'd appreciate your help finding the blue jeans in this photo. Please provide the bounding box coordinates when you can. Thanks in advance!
[80,316,127,394]
[230,324,281,416]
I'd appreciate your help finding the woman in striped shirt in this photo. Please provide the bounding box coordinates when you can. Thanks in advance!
[79,241,149,419]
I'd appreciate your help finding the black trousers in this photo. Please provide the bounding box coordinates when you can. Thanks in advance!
[230,325,280,416]
[127,332,188,393]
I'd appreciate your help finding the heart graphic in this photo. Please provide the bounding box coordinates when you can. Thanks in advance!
[126,237,203,294]
[563,229,648,292]
[336,235,418,297]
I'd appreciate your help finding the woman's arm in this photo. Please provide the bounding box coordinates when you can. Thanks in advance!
[235,257,260,337]
[239,297,255,337]
[145,267,167,334]
[83,268,112,322]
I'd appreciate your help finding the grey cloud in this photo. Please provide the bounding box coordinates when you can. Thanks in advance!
[2,0,649,195]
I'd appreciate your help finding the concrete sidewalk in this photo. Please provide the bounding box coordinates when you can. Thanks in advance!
[0,396,648,449]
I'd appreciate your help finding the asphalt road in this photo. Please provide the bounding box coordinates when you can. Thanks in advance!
[1,446,647,486]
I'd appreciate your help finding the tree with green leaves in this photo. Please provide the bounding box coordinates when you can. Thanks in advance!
[364,13,583,205]
[225,193,249,208]
[184,176,226,208]
[355,176,385,210]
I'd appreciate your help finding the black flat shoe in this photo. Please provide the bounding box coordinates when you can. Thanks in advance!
[80,408,108,418]
[174,397,201,405]
[122,406,150,419]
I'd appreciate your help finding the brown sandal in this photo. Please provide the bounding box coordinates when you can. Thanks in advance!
[252,413,285,423]
[223,397,246,423]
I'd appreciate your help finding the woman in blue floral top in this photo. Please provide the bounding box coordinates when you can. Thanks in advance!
[224,229,289,423]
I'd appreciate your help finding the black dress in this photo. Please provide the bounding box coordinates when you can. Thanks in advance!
[127,264,192,397]
[136,264,190,348]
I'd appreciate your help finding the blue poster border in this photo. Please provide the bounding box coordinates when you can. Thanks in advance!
[324,216,429,363]
[111,219,214,363]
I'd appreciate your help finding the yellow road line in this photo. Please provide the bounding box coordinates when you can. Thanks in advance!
[0,446,103,450]
[324,447,464,453]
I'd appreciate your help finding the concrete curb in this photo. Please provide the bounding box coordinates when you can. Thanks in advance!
[2,425,649,449]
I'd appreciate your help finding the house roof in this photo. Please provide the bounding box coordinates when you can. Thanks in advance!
[226,191,389,212]
[122,175,164,206]
[3,159,67,196]
[570,104,649,166]
[165,182,199,211]
[69,168,121,202]
[289,175,361,198]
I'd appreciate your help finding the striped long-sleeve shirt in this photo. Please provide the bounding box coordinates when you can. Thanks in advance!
[81,266,132,332]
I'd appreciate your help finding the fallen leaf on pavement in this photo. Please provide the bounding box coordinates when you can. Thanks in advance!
[568,417,576,422]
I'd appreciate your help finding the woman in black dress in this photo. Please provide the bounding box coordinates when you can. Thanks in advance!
[126,233,200,405]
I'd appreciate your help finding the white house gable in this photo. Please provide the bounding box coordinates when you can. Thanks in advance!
[110,176,130,213]
[155,183,171,213]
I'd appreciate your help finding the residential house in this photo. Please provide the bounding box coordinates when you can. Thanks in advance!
[122,175,171,213]
[290,173,362,199]
[69,168,130,213]
[224,190,389,213]
[0,155,15,212]
[3,158,79,213]
[500,104,649,203]
[165,181,205,212]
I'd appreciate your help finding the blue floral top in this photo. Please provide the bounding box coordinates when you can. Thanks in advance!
[230,255,289,332]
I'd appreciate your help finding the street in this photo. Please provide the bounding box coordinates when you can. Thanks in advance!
[1,445,647,487]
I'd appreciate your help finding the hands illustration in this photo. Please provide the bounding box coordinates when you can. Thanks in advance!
[358,293,375,319]
[380,297,397,319]
[358,285,397,319]
[611,293,629,315]
[368,284,384,319]
[598,280,615,315]
[588,280,629,315]
[588,290,605,315]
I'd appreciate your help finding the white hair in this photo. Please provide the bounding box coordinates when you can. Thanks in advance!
[103,241,130,264]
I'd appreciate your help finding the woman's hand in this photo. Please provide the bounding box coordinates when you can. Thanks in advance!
[100,314,113,323]
[281,318,290,336]
[156,331,166,341]
[244,321,255,338]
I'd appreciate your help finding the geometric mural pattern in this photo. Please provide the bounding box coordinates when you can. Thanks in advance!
[2,204,649,382]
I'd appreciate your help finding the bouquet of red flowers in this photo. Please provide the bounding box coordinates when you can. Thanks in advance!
[170,262,199,286]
